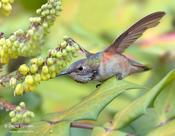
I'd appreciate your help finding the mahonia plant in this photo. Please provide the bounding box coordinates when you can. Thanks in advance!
[0,0,81,96]
[0,37,80,96]
[8,102,35,128]
[0,99,34,128]
[0,0,62,64]
[0,0,14,16]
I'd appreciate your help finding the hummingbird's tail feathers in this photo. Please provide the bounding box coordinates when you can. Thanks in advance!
[129,59,151,73]
[131,64,151,74]
[142,65,151,71]
[104,11,165,54]
[136,65,151,72]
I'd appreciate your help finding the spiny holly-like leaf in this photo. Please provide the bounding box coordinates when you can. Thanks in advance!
[131,75,175,135]
[90,69,175,136]
[146,119,175,136]
[20,77,141,136]
[49,121,70,136]
[91,126,133,136]
[111,69,175,129]
[15,121,70,136]
[45,77,141,123]
[154,81,175,124]
[112,69,175,129]
[131,108,158,135]
[9,122,51,136]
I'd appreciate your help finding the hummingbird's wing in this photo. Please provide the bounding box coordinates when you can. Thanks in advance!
[66,37,93,57]
[104,11,165,53]
[78,45,93,57]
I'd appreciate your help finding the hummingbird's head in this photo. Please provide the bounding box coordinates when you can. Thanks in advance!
[58,58,97,83]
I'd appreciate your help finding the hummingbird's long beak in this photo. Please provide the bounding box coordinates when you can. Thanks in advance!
[57,70,70,76]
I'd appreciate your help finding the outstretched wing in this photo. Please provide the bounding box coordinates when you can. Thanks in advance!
[104,11,165,53]
[65,37,93,57]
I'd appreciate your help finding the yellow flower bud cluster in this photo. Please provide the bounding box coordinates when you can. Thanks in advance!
[35,0,62,34]
[13,37,80,96]
[0,0,14,16]
[0,0,62,64]
[9,102,35,125]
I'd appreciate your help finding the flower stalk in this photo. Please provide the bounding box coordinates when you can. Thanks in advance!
[0,0,62,64]
[0,37,81,96]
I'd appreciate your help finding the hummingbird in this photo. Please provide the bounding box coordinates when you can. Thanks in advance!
[58,12,165,84]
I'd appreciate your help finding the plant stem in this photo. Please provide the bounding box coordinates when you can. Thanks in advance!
[71,122,94,129]
[0,98,16,111]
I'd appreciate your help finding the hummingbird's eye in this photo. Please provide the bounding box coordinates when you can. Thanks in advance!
[78,66,83,71]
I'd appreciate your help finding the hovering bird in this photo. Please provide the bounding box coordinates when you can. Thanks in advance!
[58,12,165,84]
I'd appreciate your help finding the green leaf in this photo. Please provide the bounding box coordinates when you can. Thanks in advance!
[45,77,140,122]
[146,119,175,136]
[91,127,130,136]
[22,77,140,136]
[131,108,159,135]
[49,121,70,136]
[112,69,175,129]
[10,122,52,136]
[131,73,175,135]
[154,81,175,124]
[20,121,70,136]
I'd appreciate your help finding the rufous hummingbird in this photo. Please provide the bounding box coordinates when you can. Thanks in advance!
[58,12,165,84]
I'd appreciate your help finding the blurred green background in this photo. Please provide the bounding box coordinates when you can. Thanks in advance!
[1,0,175,135]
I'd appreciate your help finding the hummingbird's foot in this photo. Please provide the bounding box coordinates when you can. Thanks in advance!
[96,83,101,88]
[116,73,123,80]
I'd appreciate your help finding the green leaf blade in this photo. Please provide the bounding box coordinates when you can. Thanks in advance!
[112,70,175,129]
[47,77,141,122]
[91,127,130,136]
[22,121,70,136]
[146,120,175,136]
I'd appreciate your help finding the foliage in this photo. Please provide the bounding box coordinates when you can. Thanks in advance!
[8,102,35,126]
[0,0,62,64]
[12,69,173,136]
[0,0,14,16]
[0,0,175,136]
[20,77,140,136]
[11,37,79,96]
